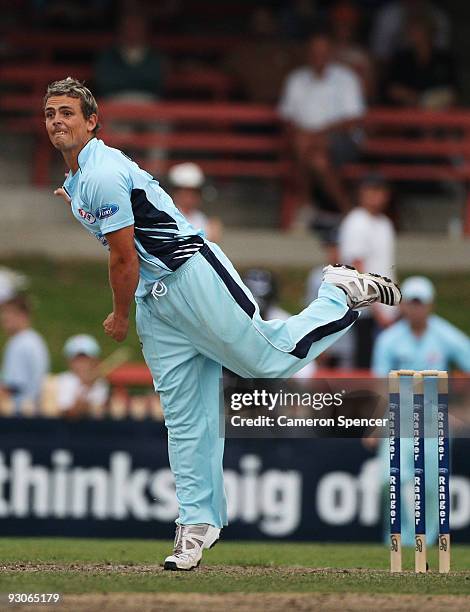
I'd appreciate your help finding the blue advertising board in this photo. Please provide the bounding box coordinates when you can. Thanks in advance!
[0,418,469,542]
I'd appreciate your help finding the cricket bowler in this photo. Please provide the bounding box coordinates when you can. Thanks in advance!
[45,77,401,570]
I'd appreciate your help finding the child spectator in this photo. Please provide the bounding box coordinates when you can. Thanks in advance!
[168,163,223,243]
[338,174,396,367]
[56,334,109,419]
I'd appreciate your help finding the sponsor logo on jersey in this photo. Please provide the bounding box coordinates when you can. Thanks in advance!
[96,203,119,220]
[78,208,96,224]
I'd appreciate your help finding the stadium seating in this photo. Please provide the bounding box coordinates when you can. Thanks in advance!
[2,55,470,231]
[341,108,470,234]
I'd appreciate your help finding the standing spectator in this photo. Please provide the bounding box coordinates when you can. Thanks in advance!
[372,276,470,547]
[370,0,450,63]
[278,29,365,218]
[386,17,457,109]
[55,334,109,419]
[305,231,354,368]
[0,295,49,414]
[169,163,223,243]
[94,12,164,101]
[223,6,300,104]
[338,175,396,367]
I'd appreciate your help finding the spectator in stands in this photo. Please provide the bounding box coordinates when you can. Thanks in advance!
[94,11,164,101]
[56,334,109,419]
[370,0,450,63]
[386,16,457,109]
[0,267,27,304]
[0,295,49,415]
[224,6,300,104]
[329,0,376,101]
[168,163,222,242]
[372,276,470,547]
[338,174,396,367]
[278,29,366,219]
[31,0,113,31]
[278,0,319,40]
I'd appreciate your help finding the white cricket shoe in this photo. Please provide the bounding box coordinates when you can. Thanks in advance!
[323,264,402,309]
[164,523,220,571]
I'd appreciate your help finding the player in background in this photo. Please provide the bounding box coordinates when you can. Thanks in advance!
[372,276,470,547]
[46,77,401,570]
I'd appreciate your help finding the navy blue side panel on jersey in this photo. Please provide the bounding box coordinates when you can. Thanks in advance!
[131,188,204,271]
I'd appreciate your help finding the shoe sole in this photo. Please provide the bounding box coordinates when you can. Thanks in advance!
[164,559,201,571]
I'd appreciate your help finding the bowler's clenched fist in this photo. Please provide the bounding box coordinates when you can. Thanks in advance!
[103,312,129,342]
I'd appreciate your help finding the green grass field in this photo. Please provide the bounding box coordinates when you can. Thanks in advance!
[1,538,469,597]
[2,262,469,610]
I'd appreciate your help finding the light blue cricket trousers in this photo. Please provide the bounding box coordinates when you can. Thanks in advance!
[135,242,358,528]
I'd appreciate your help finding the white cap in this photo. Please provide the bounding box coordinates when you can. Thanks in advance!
[401,276,435,304]
[0,267,27,304]
[0,278,16,304]
[168,162,204,189]
[64,334,101,359]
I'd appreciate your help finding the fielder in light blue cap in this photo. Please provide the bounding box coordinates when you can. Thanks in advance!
[373,275,470,546]
[45,77,401,570]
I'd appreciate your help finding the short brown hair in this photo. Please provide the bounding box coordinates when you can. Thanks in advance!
[44,77,100,134]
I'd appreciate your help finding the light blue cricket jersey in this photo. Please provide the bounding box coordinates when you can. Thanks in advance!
[372,314,470,375]
[63,138,205,297]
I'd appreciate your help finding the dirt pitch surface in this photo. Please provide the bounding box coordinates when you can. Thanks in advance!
[8,592,470,612]
[3,564,470,612]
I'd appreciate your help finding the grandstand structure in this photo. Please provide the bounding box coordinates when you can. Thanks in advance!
[1,2,470,234]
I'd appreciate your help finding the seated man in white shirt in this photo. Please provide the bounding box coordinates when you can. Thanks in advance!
[56,334,109,419]
[278,28,366,217]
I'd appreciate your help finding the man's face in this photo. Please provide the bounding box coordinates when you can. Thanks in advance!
[0,304,26,336]
[307,36,332,74]
[44,95,97,153]
[173,187,202,212]
[69,355,98,384]
[401,300,432,326]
